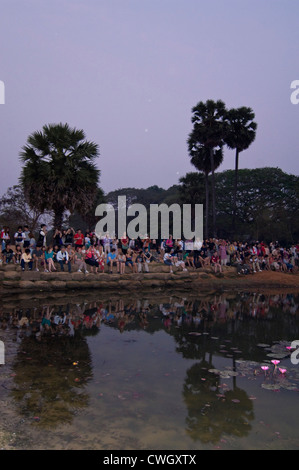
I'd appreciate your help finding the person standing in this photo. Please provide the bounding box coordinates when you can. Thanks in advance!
[38,224,47,247]
[14,226,25,247]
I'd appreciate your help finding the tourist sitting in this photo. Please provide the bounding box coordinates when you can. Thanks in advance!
[14,245,23,264]
[117,248,127,274]
[1,243,14,264]
[107,248,118,274]
[44,246,57,272]
[32,244,44,271]
[95,245,105,272]
[136,250,149,273]
[184,251,196,269]
[125,248,137,273]
[85,246,99,273]
[74,246,88,273]
[198,250,210,267]
[21,248,33,271]
[211,251,222,273]
[56,246,71,273]
[143,247,152,267]
[163,251,174,273]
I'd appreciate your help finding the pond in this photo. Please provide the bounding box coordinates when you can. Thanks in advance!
[0,289,299,450]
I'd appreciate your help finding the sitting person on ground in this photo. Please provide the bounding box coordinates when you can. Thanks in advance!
[211,251,222,273]
[74,246,88,273]
[117,248,127,274]
[107,248,118,274]
[44,246,57,272]
[21,248,33,271]
[56,246,71,273]
[95,245,105,272]
[125,248,136,273]
[136,250,149,273]
[2,243,14,264]
[163,251,174,273]
[197,250,211,267]
[184,251,196,269]
[143,246,152,269]
[85,245,99,273]
[14,244,23,264]
[32,244,44,271]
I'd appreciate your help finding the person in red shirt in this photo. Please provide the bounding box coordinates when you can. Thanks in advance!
[74,229,84,248]
[211,251,222,273]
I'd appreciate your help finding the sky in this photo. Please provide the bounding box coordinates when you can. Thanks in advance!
[0,0,298,196]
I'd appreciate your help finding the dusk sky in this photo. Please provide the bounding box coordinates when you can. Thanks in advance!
[0,0,298,195]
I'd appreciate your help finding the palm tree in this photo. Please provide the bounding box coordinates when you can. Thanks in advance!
[188,100,227,237]
[224,107,257,233]
[187,144,223,238]
[19,123,100,229]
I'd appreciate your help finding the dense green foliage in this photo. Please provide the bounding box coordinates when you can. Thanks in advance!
[19,123,100,229]
[105,168,299,244]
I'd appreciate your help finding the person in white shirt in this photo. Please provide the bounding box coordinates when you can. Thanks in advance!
[56,246,71,272]
[14,226,26,247]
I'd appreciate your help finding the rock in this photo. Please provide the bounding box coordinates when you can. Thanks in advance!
[49,281,67,289]
[19,281,36,289]
[2,280,18,288]
[3,271,21,280]
[34,281,51,290]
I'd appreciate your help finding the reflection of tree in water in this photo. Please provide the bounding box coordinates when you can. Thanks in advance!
[11,332,92,428]
[183,362,254,444]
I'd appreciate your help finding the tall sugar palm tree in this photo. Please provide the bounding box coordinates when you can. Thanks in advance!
[225,107,257,232]
[19,123,100,229]
[188,100,227,237]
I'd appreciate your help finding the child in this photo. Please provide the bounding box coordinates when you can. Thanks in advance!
[21,248,33,271]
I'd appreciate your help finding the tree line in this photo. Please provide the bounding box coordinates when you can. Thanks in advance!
[1,100,297,243]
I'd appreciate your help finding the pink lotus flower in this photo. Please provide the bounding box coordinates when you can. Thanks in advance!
[271,360,280,366]
[261,366,269,371]
[279,368,287,374]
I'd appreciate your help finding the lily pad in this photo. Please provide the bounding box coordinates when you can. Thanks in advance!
[261,383,281,390]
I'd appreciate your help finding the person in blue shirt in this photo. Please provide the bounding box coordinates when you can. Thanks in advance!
[107,248,117,273]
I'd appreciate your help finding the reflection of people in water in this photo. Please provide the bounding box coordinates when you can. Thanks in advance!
[1,292,299,342]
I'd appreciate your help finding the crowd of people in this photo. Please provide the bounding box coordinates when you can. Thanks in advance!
[1,224,298,275]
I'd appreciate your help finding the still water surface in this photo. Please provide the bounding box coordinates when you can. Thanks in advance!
[0,290,299,450]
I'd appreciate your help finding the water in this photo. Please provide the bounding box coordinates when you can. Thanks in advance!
[0,290,299,450]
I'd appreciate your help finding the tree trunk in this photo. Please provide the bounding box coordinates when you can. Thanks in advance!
[53,205,64,230]
[210,147,216,238]
[232,148,239,235]
[204,171,209,239]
